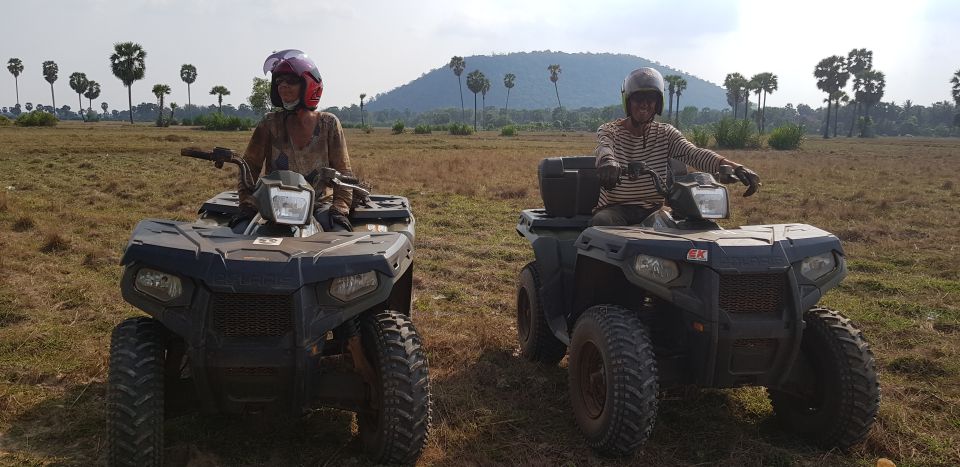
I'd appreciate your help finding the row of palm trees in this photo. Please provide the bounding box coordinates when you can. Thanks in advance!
[447,56,557,130]
[6,44,226,124]
[722,72,778,132]
[814,48,886,138]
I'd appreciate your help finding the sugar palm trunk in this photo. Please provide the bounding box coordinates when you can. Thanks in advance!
[127,85,133,124]
[823,99,831,139]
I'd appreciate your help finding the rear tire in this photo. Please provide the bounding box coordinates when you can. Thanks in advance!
[569,305,658,457]
[107,317,167,467]
[358,310,431,464]
[517,261,567,364]
[768,307,880,450]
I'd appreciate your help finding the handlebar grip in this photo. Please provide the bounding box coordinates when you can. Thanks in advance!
[339,175,360,184]
[181,147,213,160]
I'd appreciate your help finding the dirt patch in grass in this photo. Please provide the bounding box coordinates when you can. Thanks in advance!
[39,233,70,253]
[887,356,951,378]
[11,216,34,232]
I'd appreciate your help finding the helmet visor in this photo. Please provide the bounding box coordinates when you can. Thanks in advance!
[263,49,322,82]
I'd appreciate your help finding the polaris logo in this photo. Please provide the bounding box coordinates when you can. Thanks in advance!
[716,256,786,267]
[687,249,708,261]
[212,273,295,288]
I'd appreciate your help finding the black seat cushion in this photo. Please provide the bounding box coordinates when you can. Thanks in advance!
[538,156,600,218]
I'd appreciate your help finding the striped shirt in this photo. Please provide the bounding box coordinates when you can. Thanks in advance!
[595,119,725,211]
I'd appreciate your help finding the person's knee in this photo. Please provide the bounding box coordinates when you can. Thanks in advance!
[590,208,626,226]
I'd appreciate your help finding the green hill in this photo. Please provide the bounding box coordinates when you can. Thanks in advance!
[365,51,729,112]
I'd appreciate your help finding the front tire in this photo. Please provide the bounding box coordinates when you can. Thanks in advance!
[768,307,880,450]
[107,317,167,467]
[358,310,431,464]
[517,261,567,364]
[569,305,658,457]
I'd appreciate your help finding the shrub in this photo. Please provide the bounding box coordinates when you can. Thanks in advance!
[688,125,710,147]
[713,118,756,149]
[392,120,405,134]
[194,113,253,131]
[180,117,193,126]
[413,124,432,134]
[448,123,473,135]
[767,123,804,150]
[0,115,11,126]
[358,124,374,134]
[15,110,58,127]
[500,125,517,137]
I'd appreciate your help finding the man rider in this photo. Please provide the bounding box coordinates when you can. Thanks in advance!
[591,67,761,226]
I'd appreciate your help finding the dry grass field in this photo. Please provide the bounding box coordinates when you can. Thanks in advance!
[0,122,958,466]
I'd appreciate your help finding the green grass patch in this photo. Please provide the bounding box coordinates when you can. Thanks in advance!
[15,111,58,127]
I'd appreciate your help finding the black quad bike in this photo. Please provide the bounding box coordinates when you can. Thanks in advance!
[108,147,430,466]
[515,156,879,456]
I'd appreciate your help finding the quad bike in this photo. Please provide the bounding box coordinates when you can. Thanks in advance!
[515,156,879,456]
[107,147,430,466]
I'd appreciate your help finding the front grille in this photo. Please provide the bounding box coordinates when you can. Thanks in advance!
[719,273,786,313]
[210,293,294,337]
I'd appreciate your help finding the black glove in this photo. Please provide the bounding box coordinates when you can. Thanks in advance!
[734,166,761,197]
[597,163,621,190]
[330,211,353,232]
[229,205,257,228]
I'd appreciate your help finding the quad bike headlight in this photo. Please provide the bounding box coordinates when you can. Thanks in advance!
[269,187,312,225]
[633,254,680,284]
[135,268,183,301]
[330,271,379,302]
[800,252,837,281]
[690,186,729,219]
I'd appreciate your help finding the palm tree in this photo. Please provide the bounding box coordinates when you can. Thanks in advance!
[84,81,101,118]
[466,70,485,131]
[548,64,562,109]
[152,84,171,125]
[110,42,147,124]
[480,77,491,130]
[42,61,59,112]
[7,58,23,106]
[170,102,178,120]
[448,56,466,123]
[503,73,516,112]
[663,75,679,122]
[814,55,848,138]
[952,69,960,107]
[209,85,230,113]
[833,91,848,137]
[359,93,366,126]
[724,73,748,119]
[856,69,885,137]
[674,78,687,127]
[69,72,89,112]
[101,101,108,117]
[756,72,778,133]
[845,48,873,137]
[25,102,33,112]
[180,64,197,107]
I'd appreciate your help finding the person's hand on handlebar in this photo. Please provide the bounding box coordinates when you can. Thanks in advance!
[731,165,761,196]
[598,162,620,190]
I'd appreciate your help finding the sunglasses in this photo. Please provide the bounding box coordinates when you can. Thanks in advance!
[275,75,300,86]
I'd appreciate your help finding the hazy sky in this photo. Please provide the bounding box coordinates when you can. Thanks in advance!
[4,0,958,112]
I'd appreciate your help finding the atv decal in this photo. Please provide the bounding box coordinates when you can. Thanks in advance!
[254,237,283,246]
[687,249,708,261]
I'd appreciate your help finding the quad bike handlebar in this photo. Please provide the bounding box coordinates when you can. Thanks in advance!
[619,161,740,194]
[180,146,369,197]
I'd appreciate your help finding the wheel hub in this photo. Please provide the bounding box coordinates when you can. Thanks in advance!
[578,341,606,419]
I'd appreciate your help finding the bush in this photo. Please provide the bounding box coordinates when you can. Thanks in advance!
[392,120,405,134]
[767,123,804,150]
[194,113,253,131]
[0,115,11,126]
[358,124,373,134]
[713,118,757,149]
[413,124,432,134]
[688,125,710,147]
[15,110,58,127]
[500,125,517,137]
[180,117,193,126]
[448,122,473,135]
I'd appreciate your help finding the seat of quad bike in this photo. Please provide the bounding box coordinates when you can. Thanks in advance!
[538,156,690,218]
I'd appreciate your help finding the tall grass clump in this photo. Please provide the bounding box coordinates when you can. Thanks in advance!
[392,120,405,134]
[0,115,12,126]
[448,123,474,136]
[15,111,58,127]
[688,125,710,147]
[194,113,253,131]
[413,124,432,134]
[500,125,517,137]
[713,118,757,149]
[767,123,804,150]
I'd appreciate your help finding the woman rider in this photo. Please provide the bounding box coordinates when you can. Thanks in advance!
[232,49,354,233]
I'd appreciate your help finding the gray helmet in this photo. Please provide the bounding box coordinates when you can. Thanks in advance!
[621,67,665,117]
